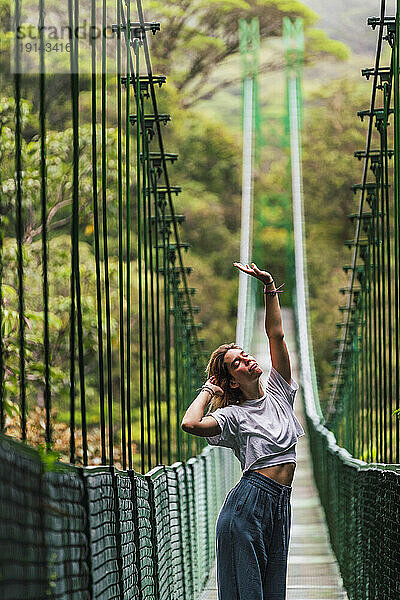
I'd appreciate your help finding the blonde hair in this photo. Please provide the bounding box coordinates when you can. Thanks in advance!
[205,342,246,413]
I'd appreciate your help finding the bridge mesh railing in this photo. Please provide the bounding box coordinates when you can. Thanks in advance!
[0,432,241,600]
[304,411,400,599]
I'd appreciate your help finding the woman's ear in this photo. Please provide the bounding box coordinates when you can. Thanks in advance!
[229,378,240,389]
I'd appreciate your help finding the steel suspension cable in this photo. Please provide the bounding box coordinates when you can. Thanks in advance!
[39,0,51,449]
[116,0,127,471]
[139,91,152,472]
[91,0,106,466]
[394,1,400,462]
[144,145,160,466]
[163,194,172,466]
[383,84,394,462]
[68,0,76,464]
[14,0,26,442]
[102,0,114,466]
[134,40,145,474]
[68,0,87,465]
[122,0,133,470]
[379,110,389,460]
[152,176,163,464]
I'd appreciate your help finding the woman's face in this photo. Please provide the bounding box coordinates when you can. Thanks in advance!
[223,348,263,389]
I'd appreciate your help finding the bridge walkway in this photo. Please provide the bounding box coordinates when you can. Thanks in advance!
[199,308,348,600]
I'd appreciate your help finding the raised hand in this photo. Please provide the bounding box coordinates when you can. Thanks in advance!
[233,262,273,285]
[205,376,225,397]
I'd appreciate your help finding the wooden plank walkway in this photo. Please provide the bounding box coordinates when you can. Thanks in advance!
[199,309,348,600]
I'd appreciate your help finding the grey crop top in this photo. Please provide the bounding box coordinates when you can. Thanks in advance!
[205,366,305,473]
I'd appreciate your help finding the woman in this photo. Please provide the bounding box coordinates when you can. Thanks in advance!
[181,262,305,600]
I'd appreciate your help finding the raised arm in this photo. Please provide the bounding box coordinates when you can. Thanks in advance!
[234,262,291,383]
[181,377,224,437]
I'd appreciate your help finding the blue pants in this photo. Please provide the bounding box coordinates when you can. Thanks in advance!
[216,470,292,600]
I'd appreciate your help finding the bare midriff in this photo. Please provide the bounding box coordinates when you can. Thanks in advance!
[253,462,296,487]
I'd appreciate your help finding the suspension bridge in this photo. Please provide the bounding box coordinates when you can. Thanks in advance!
[0,1,399,599]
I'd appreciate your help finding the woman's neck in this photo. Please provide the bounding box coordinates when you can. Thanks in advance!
[240,380,264,400]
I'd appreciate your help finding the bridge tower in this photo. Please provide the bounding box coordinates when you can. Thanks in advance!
[236,18,261,349]
[284,17,323,419]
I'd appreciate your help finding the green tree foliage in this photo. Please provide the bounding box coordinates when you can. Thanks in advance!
[148,0,348,105]
[0,97,121,423]
[0,89,242,427]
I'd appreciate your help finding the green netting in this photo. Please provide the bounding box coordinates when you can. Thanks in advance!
[42,469,89,599]
[0,433,241,599]
[0,436,48,598]
[304,414,400,599]
[134,474,154,598]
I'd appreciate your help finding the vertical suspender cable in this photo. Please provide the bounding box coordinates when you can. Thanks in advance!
[140,93,151,471]
[69,0,87,465]
[394,0,400,462]
[118,0,134,470]
[381,102,391,461]
[135,40,145,474]
[360,287,366,458]
[165,212,172,465]
[91,0,106,465]
[151,169,162,464]
[146,153,160,465]
[39,0,51,448]
[375,158,383,459]
[378,135,388,460]
[372,186,379,454]
[68,0,76,463]
[15,0,26,441]
[367,247,373,461]
[173,281,180,461]
[117,0,127,471]
[74,0,87,466]
[124,0,133,471]
[102,0,114,466]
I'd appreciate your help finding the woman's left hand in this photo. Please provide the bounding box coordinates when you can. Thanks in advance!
[233,262,273,285]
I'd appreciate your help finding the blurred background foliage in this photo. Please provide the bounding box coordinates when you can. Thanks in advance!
[0,0,373,439]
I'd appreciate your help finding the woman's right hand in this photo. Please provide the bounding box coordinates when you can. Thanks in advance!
[205,376,224,397]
